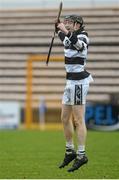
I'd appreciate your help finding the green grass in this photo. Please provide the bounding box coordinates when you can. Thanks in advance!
[0,129,119,179]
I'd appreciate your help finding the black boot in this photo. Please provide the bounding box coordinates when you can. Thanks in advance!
[59,149,76,168]
[68,155,88,172]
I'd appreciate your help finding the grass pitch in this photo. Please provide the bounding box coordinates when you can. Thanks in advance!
[0,129,119,179]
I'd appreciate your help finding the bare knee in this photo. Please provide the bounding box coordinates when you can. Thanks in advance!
[61,105,71,125]
[61,113,69,125]
[73,118,85,128]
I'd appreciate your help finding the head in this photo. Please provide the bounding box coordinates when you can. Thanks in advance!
[63,14,84,32]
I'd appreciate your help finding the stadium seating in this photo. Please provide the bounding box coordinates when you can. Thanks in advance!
[0,7,119,112]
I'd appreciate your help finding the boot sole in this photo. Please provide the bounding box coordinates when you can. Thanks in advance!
[59,155,76,169]
[68,160,88,172]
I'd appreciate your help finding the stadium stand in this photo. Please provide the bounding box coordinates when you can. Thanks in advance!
[0,7,119,122]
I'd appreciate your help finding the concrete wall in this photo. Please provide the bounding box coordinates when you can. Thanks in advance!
[0,0,119,9]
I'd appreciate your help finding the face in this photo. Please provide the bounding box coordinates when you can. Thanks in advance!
[63,19,74,32]
[63,18,81,32]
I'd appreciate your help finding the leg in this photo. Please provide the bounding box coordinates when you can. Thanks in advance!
[59,104,76,168]
[61,104,73,145]
[68,105,88,172]
[72,83,89,152]
[72,105,87,148]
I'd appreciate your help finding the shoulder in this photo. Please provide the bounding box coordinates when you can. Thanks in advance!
[75,29,88,37]
[80,31,88,37]
[77,31,89,44]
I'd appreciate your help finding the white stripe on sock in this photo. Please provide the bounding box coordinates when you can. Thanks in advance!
[66,142,74,150]
[77,145,85,155]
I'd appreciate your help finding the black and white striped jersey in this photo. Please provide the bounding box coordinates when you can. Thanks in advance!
[58,29,93,84]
